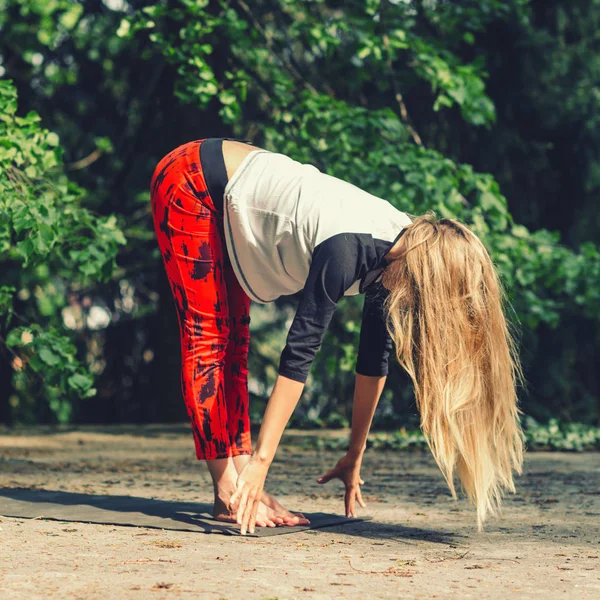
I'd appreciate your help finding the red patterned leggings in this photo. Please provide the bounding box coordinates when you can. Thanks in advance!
[150,140,252,460]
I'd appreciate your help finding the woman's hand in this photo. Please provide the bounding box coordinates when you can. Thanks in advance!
[317,453,367,518]
[229,456,270,535]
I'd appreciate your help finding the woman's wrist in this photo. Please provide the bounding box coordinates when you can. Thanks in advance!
[347,442,366,459]
[253,446,275,466]
[251,375,305,470]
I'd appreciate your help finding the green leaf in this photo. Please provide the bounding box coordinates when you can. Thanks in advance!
[6,328,26,347]
[79,262,99,276]
[39,347,61,366]
[46,132,60,147]
[59,4,83,30]
[219,89,237,106]
[68,373,94,392]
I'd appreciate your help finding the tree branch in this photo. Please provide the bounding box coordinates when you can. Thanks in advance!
[66,148,103,170]
[231,0,319,96]
[380,2,423,147]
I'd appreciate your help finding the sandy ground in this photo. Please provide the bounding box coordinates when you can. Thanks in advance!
[0,425,598,600]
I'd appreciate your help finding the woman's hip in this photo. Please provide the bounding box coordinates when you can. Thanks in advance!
[150,139,223,211]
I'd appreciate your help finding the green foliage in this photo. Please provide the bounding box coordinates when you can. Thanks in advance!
[119,0,600,423]
[121,0,246,122]
[0,80,125,277]
[123,0,501,127]
[123,0,600,330]
[522,417,600,452]
[304,418,600,453]
[1,0,598,426]
[6,324,95,422]
[0,79,125,422]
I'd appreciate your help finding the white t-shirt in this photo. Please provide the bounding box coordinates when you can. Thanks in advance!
[222,149,412,383]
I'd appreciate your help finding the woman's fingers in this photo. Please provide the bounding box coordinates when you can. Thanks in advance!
[240,491,254,534]
[234,484,279,530]
[235,484,251,526]
[344,485,367,517]
[230,481,244,508]
[241,489,259,535]
[249,495,261,534]
[357,486,367,509]
[316,469,337,484]
[344,488,353,518]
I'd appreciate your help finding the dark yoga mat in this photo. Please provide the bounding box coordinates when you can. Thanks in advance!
[0,488,371,537]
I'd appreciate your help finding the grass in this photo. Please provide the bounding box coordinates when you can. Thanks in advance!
[293,417,600,452]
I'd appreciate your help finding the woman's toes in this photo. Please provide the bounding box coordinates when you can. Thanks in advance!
[292,515,310,526]
[261,516,276,527]
[282,515,300,525]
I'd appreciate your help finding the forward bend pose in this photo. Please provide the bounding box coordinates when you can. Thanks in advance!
[150,138,524,534]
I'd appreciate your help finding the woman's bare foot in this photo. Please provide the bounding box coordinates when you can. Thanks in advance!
[212,496,239,523]
[230,455,310,527]
[208,457,308,528]
[208,457,283,527]
[260,491,310,526]
[213,494,283,528]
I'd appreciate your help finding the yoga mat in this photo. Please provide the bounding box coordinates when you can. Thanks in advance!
[0,488,372,537]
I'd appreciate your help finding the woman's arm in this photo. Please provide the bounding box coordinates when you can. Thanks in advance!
[254,375,305,464]
[351,280,391,453]
[316,282,390,516]
[348,373,386,457]
[230,375,304,535]
[231,238,375,533]
[316,373,386,517]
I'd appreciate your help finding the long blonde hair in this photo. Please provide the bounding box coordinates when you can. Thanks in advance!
[383,213,525,530]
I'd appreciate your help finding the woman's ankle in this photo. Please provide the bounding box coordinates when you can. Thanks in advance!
[212,494,232,510]
[232,453,251,473]
[213,481,236,501]
[205,457,238,499]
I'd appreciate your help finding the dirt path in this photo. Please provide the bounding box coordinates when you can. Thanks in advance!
[0,425,598,599]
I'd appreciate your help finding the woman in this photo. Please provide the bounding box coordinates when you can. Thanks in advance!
[150,138,524,535]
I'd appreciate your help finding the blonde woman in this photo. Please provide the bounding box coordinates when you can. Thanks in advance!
[150,137,524,534]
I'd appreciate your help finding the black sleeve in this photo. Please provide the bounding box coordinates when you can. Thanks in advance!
[278,236,361,383]
[355,282,393,378]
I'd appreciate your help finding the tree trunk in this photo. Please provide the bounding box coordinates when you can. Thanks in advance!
[148,270,187,423]
[0,344,13,426]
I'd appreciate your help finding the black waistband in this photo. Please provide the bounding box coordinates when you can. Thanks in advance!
[199,138,252,213]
